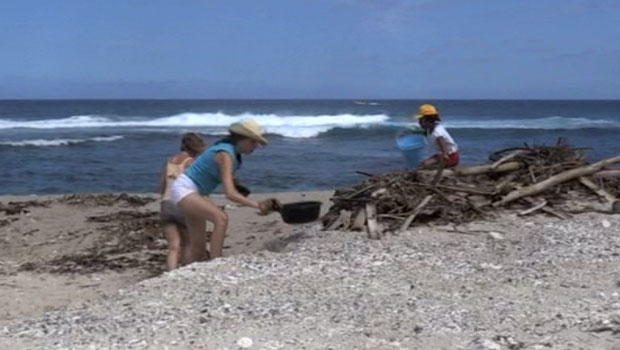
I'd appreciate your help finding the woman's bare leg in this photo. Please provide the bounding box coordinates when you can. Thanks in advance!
[178,225,190,266]
[178,193,228,264]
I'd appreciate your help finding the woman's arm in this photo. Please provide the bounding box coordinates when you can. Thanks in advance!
[215,152,261,209]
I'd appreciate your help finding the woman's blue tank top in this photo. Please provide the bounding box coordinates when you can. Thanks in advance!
[185,142,240,195]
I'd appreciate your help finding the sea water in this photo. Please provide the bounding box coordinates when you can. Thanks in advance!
[1,99,619,195]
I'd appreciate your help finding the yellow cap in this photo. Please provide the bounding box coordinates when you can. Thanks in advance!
[415,104,440,120]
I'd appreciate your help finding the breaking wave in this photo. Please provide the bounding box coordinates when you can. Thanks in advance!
[1,113,618,139]
[0,113,390,138]
[0,135,124,147]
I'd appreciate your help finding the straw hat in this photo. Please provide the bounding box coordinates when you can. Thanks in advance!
[415,104,440,120]
[228,119,268,145]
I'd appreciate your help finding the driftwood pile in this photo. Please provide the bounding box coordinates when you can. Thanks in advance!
[322,142,620,237]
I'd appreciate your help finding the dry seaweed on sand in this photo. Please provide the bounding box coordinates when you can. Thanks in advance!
[59,193,156,207]
[0,200,51,215]
[322,141,620,235]
[19,209,168,275]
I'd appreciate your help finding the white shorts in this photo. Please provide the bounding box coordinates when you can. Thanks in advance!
[170,173,199,205]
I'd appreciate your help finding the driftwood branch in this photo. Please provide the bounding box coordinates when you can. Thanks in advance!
[339,210,352,230]
[351,210,366,231]
[365,203,381,239]
[579,177,616,203]
[492,150,525,169]
[399,195,434,232]
[541,206,571,220]
[518,200,547,216]
[431,184,495,196]
[494,155,620,206]
[593,170,620,178]
[418,161,523,177]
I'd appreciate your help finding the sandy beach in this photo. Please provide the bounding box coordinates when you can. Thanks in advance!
[1,191,620,349]
[0,191,332,323]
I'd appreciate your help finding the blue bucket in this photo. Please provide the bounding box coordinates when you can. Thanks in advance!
[397,133,426,168]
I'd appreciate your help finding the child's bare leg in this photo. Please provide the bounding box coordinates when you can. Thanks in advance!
[421,156,439,168]
[163,223,182,270]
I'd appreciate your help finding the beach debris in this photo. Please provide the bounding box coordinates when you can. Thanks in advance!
[487,231,504,241]
[365,203,380,239]
[0,217,18,227]
[399,194,434,233]
[323,141,620,233]
[87,210,156,223]
[237,337,254,348]
[20,209,167,274]
[518,199,547,216]
[466,337,502,350]
[578,177,616,203]
[586,316,620,334]
[60,193,155,207]
[0,200,50,215]
[602,219,612,228]
[494,154,620,206]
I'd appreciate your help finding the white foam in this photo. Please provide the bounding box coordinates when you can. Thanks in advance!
[445,116,620,130]
[0,135,123,147]
[0,115,112,129]
[1,114,617,138]
[389,116,620,130]
[0,113,390,138]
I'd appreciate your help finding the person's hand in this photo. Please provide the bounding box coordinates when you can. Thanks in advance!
[258,198,281,215]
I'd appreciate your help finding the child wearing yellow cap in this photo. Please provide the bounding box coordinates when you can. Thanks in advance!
[416,104,460,168]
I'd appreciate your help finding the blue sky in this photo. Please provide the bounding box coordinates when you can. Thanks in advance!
[1,0,619,99]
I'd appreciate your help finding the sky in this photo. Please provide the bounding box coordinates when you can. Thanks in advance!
[0,0,619,99]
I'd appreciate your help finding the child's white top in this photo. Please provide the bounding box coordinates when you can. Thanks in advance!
[427,124,458,154]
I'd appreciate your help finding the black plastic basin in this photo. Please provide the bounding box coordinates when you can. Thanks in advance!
[279,201,322,224]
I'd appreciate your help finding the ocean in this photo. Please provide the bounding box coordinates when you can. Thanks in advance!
[1,99,619,195]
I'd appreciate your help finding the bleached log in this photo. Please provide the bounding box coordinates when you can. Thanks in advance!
[494,155,620,207]
[351,210,366,231]
[579,177,616,203]
[339,210,352,230]
[419,161,523,177]
[593,170,620,178]
[491,150,526,169]
[365,203,381,239]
